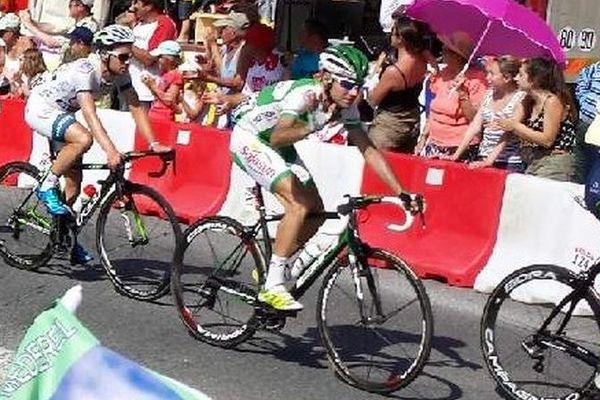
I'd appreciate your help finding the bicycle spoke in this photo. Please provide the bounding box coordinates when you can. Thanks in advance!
[318,250,432,393]
[172,217,263,347]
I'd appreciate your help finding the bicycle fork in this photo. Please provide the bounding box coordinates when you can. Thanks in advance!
[350,252,385,326]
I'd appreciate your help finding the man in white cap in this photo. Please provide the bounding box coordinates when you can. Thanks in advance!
[202,12,249,92]
[198,12,249,127]
[18,0,98,50]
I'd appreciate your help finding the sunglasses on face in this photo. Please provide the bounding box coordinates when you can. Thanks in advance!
[337,79,360,91]
[107,51,131,63]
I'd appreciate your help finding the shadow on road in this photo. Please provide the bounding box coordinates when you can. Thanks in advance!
[28,261,107,282]
[228,325,476,399]
[429,335,482,370]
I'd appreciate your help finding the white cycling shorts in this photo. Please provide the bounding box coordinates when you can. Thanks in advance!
[25,95,77,142]
[230,127,313,192]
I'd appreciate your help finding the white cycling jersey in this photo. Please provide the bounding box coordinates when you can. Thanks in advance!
[25,54,132,141]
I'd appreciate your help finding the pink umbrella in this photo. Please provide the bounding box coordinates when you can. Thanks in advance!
[405,0,565,65]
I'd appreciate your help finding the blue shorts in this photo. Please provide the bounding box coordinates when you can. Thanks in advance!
[178,0,194,20]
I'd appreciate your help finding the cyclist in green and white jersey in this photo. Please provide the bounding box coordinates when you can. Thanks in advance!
[230,45,420,311]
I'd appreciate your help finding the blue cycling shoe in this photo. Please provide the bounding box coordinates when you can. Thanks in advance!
[36,187,70,215]
[71,243,94,265]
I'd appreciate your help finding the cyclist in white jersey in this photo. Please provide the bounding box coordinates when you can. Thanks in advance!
[230,45,421,311]
[25,24,171,264]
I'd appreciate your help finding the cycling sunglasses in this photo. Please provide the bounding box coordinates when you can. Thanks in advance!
[107,51,132,63]
[336,79,361,91]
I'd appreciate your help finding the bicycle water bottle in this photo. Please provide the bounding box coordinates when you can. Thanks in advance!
[289,241,323,280]
[73,185,97,214]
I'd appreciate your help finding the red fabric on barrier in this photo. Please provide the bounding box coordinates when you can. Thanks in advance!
[130,121,232,224]
[0,99,33,168]
[359,153,507,287]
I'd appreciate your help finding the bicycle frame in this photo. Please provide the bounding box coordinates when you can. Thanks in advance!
[12,149,172,242]
[245,185,373,302]
[528,263,600,368]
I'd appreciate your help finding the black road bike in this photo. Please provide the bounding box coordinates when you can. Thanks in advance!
[172,184,433,394]
[0,150,181,301]
[481,263,600,400]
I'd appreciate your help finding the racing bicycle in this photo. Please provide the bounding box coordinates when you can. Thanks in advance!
[171,184,433,394]
[0,150,181,301]
[481,262,600,400]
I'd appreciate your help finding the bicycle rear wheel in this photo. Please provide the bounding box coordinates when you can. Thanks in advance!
[317,248,433,393]
[171,216,266,348]
[0,162,53,270]
[481,264,600,400]
[96,182,181,301]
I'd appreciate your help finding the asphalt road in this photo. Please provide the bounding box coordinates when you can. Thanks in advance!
[0,212,595,400]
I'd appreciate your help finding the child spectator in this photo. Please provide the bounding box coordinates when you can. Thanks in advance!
[447,56,525,171]
[178,65,208,123]
[497,57,578,182]
[130,0,177,109]
[143,40,184,121]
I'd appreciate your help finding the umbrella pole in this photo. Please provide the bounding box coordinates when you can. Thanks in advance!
[450,20,493,97]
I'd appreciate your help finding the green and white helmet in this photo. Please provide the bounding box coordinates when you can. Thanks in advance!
[319,45,369,84]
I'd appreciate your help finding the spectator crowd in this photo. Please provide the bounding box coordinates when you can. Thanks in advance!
[0,0,597,184]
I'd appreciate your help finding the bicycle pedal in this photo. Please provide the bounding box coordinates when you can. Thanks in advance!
[262,316,287,332]
[260,306,298,318]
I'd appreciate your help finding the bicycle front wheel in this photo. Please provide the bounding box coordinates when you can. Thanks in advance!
[317,248,433,394]
[96,182,181,301]
[0,162,53,270]
[171,216,266,348]
[481,264,600,400]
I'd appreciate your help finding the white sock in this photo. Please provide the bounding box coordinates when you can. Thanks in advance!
[40,172,59,191]
[264,254,288,290]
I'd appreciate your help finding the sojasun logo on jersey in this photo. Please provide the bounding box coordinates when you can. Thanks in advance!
[240,145,277,180]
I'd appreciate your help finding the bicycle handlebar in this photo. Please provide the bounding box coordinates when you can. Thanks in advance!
[336,194,425,232]
[122,150,175,177]
[381,196,416,233]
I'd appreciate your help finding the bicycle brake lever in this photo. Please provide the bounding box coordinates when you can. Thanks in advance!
[148,153,175,178]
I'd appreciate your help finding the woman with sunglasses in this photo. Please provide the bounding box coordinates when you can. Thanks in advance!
[229,45,422,311]
[23,24,171,264]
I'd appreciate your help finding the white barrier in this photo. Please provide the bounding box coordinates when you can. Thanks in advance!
[474,173,600,297]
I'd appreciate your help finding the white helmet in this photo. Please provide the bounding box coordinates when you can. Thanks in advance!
[93,24,134,48]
